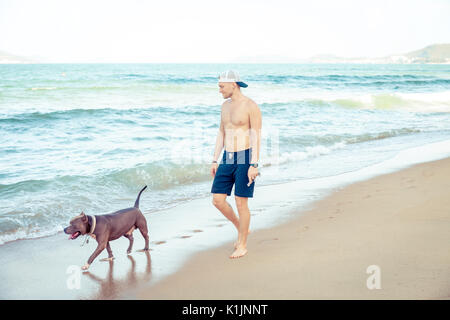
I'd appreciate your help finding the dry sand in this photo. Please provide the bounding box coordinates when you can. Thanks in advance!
[133,157,450,300]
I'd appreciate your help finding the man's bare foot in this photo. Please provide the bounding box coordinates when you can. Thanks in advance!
[229,246,248,259]
[234,230,251,249]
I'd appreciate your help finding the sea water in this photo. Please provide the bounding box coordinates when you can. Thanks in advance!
[1,63,450,245]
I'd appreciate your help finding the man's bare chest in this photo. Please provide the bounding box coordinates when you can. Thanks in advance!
[222,105,249,128]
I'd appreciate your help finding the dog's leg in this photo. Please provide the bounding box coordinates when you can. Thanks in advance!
[136,216,150,251]
[83,242,107,270]
[100,242,115,261]
[124,233,134,254]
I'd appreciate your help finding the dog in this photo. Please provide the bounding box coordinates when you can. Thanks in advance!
[64,185,149,270]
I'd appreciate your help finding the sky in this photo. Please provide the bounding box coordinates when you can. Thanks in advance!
[0,0,449,63]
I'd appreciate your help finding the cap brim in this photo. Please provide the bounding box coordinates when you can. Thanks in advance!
[236,81,248,88]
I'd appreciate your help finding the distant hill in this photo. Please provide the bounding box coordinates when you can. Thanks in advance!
[405,44,450,63]
[0,51,34,63]
[308,43,450,64]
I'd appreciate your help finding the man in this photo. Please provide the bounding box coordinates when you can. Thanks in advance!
[210,70,262,259]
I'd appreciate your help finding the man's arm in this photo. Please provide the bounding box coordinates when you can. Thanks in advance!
[249,101,262,164]
[212,108,225,163]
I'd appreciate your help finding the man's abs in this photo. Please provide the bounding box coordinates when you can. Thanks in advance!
[224,128,251,152]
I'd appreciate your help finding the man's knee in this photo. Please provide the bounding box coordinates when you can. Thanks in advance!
[235,196,248,211]
[212,195,227,208]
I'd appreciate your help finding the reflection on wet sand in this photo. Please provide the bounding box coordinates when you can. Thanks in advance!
[84,251,151,299]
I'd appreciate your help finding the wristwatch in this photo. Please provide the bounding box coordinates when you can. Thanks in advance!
[250,163,258,168]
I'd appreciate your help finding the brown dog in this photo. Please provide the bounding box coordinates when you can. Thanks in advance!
[64,185,149,270]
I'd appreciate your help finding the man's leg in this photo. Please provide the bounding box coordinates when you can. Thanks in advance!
[212,193,240,232]
[230,195,250,258]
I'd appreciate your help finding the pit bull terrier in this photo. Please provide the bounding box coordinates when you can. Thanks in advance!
[64,185,149,270]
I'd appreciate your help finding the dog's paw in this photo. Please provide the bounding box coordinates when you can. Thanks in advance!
[100,257,114,262]
[81,263,90,270]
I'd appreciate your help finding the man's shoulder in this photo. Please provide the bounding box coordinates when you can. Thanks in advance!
[221,99,232,107]
[244,97,259,111]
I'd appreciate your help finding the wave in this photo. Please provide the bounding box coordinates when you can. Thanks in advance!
[0,103,222,124]
[262,142,347,167]
[0,160,210,196]
[0,107,115,122]
[247,73,448,84]
[262,128,419,167]
[0,160,211,244]
[0,224,63,246]
[112,74,217,83]
[30,87,57,90]
[252,90,449,112]
[328,92,450,112]
[2,89,449,123]
[279,128,421,150]
[345,128,421,143]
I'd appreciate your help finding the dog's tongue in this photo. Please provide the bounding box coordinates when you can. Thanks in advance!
[69,231,80,240]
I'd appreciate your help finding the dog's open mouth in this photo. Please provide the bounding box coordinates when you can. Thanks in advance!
[69,231,81,240]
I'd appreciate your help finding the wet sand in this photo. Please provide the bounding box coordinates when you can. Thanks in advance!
[133,157,450,300]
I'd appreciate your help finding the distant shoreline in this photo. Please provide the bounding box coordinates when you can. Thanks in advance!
[2,61,450,65]
[2,43,449,65]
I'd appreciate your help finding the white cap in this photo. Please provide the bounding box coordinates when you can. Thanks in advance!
[218,70,248,88]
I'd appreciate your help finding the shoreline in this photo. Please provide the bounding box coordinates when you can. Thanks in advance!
[0,142,449,299]
[131,157,450,300]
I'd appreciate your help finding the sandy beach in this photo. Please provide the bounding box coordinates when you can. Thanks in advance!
[1,153,449,299]
[131,157,450,300]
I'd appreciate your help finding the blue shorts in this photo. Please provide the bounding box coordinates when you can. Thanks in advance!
[211,148,255,198]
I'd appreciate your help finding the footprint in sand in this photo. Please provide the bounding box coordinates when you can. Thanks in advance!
[152,240,166,245]
[299,226,309,232]
[258,238,279,244]
[179,235,192,239]
[192,229,203,233]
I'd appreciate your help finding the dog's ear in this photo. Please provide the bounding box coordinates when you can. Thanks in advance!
[81,212,88,223]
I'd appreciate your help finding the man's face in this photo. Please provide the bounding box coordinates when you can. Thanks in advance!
[219,82,236,99]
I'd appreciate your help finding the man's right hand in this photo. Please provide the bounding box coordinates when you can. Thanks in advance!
[211,162,219,177]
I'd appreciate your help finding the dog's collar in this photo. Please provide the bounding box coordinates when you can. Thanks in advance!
[87,215,96,239]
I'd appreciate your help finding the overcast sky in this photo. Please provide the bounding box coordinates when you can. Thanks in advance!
[0,0,449,62]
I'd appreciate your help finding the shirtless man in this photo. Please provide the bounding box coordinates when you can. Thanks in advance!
[210,70,262,259]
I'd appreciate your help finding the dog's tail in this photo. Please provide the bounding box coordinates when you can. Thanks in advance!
[134,185,148,208]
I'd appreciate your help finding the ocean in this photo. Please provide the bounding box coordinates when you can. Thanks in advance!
[1,63,450,246]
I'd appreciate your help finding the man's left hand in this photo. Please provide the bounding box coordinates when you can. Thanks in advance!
[248,166,258,186]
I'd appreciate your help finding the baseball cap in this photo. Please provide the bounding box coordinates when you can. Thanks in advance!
[218,70,248,88]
